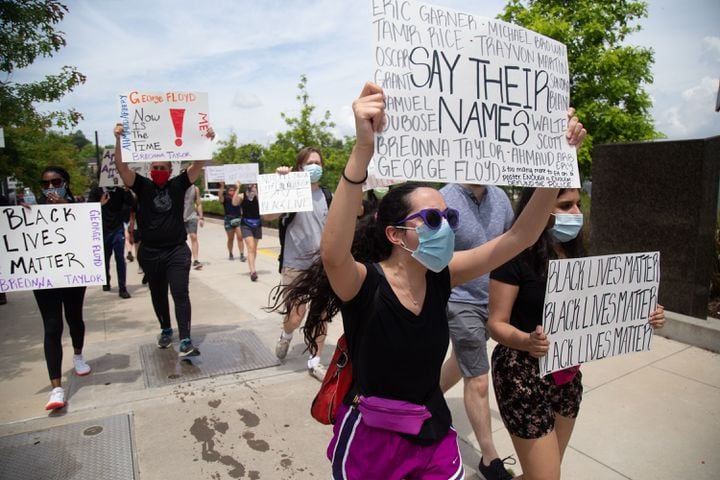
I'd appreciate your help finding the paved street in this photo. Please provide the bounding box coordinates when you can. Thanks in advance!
[0,217,718,479]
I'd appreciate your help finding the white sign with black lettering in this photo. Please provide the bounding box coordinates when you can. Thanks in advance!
[257,172,313,215]
[0,204,107,292]
[540,252,661,376]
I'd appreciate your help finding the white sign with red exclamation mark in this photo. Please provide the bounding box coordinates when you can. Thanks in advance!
[118,91,212,162]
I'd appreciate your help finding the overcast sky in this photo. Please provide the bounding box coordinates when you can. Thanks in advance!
[14,0,720,148]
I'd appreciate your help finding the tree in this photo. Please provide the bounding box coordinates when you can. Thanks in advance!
[263,75,349,189]
[4,128,91,196]
[1,0,86,129]
[0,1,87,191]
[499,0,662,177]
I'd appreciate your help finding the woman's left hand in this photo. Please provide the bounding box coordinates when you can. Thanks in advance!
[565,107,587,149]
[45,191,67,204]
[352,82,386,153]
[648,304,666,329]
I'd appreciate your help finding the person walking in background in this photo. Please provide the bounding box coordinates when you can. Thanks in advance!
[218,181,245,262]
[31,167,91,410]
[438,183,515,480]
[231,181,262,281]
[272,146,333,381]
[184,183,204,270]
[113,123,214,357]
[88,184,135,299]
[488,187,666,480]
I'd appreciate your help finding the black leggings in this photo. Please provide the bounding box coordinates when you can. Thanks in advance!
[33,287,87,381]
[138,243,192,339]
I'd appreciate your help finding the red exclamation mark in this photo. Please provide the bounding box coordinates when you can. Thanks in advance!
[169,108,185,146]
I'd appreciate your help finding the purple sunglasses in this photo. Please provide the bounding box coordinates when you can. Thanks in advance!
[395,208,460,230]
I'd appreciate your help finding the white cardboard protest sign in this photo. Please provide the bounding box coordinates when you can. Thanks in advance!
[539,252,661,376]
[0,204,107,292]
[363,159,405,191]
[98,148,122,187]
[370,0,579,187]
[224,163,260,184]
[118,91,213,162]
[203,166,225,183]
[257,172,313,215]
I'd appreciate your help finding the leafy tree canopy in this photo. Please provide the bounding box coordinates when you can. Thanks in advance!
[499,0,663,177]
[1,0,86,129]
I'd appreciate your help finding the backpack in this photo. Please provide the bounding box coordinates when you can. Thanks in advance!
[278,186,332,273]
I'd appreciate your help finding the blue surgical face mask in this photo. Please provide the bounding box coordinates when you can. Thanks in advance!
[549,213,583,242]
[399,219,456,272]
[304,164,323,183]
[42,186,67,199]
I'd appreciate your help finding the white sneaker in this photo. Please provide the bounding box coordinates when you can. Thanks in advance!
[45,387,65,410]
[73,354,91,376]
[308,363,327,382]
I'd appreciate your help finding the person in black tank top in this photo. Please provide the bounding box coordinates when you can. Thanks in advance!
[269,82,589,479]
[232,182,262,281]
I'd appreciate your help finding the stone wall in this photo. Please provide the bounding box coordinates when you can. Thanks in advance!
[590,136,720,319]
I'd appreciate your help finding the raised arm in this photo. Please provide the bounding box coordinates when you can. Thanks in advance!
[186,127,215,184]
[114,123,136,187]
[449,109,586,287]
[231,181,244,206]
[320,82,385,301]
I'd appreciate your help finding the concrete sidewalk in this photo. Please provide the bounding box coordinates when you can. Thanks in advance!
[0,218,718,479]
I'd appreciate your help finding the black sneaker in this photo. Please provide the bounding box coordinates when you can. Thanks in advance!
[239,253,246,262]
[119,288,131,299]
[157,329,173,349]
[192,260,203,270]
[478,456,514,480]
[179,338,200,357]
[102,284,111,292]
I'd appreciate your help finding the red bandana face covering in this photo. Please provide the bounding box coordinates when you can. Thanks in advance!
[150,169,170,187]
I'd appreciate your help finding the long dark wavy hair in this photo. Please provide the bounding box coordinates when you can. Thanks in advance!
[40,166,75,201]
[266,183,425,355]
[515,187,585,277]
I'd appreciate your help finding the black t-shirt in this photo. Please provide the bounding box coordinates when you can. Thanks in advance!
[222,194,242,217]
[88,187,134,232]
[240,195,259,220]
[490,250,547,333]
[131,172,190,248]
[341,262,452,443]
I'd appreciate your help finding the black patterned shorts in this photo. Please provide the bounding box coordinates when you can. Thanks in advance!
[491,344,583,439]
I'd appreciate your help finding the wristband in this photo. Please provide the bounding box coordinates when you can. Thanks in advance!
[341,168,368,185]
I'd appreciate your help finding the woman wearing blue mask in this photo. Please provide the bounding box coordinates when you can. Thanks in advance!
[272,146,334,381]
[32,166,92,411]
[271,82,587,479]
[487,187,666,480]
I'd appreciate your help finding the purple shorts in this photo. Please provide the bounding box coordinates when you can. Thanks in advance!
[328,403,465,480]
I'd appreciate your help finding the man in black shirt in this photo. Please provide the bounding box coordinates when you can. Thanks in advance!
[113,123,213,356]
[88,185,135,298]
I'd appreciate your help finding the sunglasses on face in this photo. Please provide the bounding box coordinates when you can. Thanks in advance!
[396,208,460,230]
[40,178,64,188]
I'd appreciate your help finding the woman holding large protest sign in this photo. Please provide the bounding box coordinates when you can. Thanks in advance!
[274,82,586,479]
[31,166,92,410]
[488,187,666,480]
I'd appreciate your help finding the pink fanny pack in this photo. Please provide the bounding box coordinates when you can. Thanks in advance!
[551,365,581,385]
[357,396,432,435]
